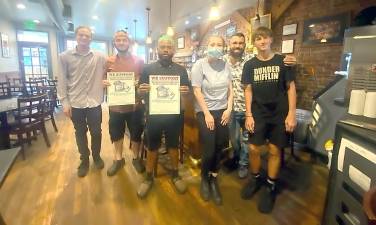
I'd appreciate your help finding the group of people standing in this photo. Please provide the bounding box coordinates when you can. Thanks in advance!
[57,25,296,214]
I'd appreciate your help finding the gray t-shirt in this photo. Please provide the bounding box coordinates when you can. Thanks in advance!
[191,58,232,112]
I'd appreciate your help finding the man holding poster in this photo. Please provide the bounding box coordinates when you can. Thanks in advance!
[137,35,190,199]
[103,30,145,176]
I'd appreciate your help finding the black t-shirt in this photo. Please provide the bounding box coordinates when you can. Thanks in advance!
[241,54,295,123]
[139,60,190,113]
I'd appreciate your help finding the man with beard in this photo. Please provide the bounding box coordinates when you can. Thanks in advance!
[224,33,297,179]
[137,35,190,199]
[102,30,145,176]
[57,26,106,177]
[223,33,253,179]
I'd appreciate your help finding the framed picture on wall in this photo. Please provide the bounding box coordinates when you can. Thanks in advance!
[1,33,10,58]
[177,36,185,49]
[303,13,349,45]
[283,23,298,35]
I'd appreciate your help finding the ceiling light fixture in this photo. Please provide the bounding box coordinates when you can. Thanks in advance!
[92,15,99,20]
[166,0,174,36]
[185,20,190,25]
[353,35,376,39]
[146,7,152,44]
[209,1,220,21]
[16,3,26,9]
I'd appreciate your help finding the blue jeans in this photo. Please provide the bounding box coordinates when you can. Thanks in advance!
[228,111,249,167]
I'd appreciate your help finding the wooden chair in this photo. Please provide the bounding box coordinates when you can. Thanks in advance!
[9,94,50,159]
[38,86,58,132]
[29,77,48,85]
[0,82,11,99]
[24,80,44,96]
[46,79,59,107]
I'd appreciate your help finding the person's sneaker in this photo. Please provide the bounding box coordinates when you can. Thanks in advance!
[200,177,210,201]
[258,184,277,214]
[137,178,153,199]
[241,176,263,199]
[107,158,125,176]
[171,176,187,194]
[238,165,248,179]
[132,158,146,173]
[93,156,105,170]
[209,176,222,205]
[77,160,89,177]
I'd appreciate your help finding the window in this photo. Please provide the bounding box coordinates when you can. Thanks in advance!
[17,30,49,43]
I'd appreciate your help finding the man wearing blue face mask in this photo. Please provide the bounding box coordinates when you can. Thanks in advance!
[191,35,233,205]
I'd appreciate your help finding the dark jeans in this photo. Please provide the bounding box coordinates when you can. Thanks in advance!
[197,109,229,178]
[71,105,102,161]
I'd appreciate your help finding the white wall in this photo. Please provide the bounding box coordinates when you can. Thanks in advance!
[0,17,19,73]
[47,28,59,79]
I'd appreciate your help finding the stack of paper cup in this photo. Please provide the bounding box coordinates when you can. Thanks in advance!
[348,90,366,115]
[363,92,376,118]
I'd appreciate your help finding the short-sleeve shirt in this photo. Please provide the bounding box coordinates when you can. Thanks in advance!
[241,54,295,123]
[191,58,232,112]
[139,60,190,113]
[223,53,254,112]
[105,54,144,113]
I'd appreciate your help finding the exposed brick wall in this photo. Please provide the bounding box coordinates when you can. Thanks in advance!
[270,0,376,109]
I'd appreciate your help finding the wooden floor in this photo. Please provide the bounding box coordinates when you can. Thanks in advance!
[0,106,328,225]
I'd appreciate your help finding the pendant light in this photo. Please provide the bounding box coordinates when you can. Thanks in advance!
[166,0,174,36]
[146,7,152,44]
[209,0,220,21]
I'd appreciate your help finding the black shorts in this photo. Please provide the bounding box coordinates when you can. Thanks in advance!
[248,119,288,149]
[145,114,183,151]
[108,109,144,143]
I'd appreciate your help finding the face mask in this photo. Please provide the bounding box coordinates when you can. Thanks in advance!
[207,47,224,59]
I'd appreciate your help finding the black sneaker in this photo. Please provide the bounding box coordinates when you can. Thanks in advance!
[200,177,210,201]
[241,176,263,199]
[107,158,125,176]
[258,184,277,214]
[77,160,89,177]
[132,158,145,173]
[93,156,105,170]
[209,176,222,205]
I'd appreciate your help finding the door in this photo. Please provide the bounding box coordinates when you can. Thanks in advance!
[18,42,51,81]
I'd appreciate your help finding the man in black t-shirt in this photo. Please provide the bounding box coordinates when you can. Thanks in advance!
[137,35,190,199]
[240,27,297,213]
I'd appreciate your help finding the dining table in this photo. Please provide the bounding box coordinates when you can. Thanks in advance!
[0,147,21,225]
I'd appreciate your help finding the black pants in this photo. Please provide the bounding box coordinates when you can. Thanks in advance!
[71,105,102,161]
[197,109,229,178]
